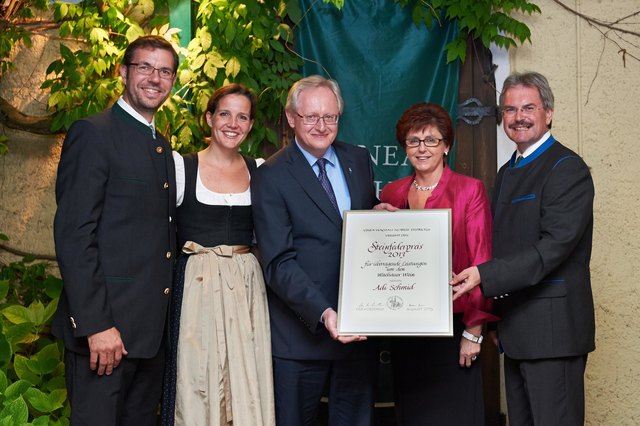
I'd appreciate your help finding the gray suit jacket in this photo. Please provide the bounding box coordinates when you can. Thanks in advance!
[478,136,595,360]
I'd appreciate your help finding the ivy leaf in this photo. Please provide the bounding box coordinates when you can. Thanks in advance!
[125,25,145,43]
[0,396,29,425]
[200,30,212,50]
[2,305,34,324]
[49,388,67,407]
[225,57,241,78]
[28,301,46,326]
[224,21,236,43]
[44,274,63,299]
[269,39,285,54]
[206,51,225,68]
[191,54,206,70]
[54,3,68,20]
[32,416,51,426]
[25,387,64,413]
[203,59,218,81]
[5,322,34,346]
[58,43,74,62]
[89,27,109,43]
[178,126,192,148]
[4,380,33,400]
[94,58,107,75]
[26,343,61,376]
[445,38,466,63]
[14,355,41,385]
[178,69,192,86]
[285,0,302,23]
[42,298,59,325]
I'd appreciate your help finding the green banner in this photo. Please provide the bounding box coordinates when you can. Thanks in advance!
[296,0,459,195]
[168,0,192,48]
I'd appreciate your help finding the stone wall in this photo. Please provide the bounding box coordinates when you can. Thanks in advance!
[0,30,60,260]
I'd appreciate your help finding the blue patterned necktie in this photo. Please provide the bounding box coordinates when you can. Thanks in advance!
[316,158,340,214]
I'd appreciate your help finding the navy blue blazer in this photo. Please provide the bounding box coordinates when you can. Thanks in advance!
[478,136,595,360]
[251,141,377,360]
[53,103,176,358]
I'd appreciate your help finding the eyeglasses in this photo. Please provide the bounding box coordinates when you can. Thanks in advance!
[128,63,175,79]
[296,113,339,126]
[502,105,543,117]
[405,137,444,148]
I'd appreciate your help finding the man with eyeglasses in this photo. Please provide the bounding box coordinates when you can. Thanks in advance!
[53,35,178,425]
[252,75,378,425]
[451,71,595,426]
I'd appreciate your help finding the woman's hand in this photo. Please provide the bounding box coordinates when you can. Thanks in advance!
[373,202,399,212]
[459,325,482,368]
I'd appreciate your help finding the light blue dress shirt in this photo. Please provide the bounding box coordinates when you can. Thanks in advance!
[295,140,351,218]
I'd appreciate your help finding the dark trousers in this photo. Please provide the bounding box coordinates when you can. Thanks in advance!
[393,316,484,426]
[504,354,587,426]
[65,348,165,426]
[272,356,376,426]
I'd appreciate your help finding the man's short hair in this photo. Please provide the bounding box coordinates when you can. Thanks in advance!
[122,35,179,72]
[286,75,344,114]
[499,71,554,111]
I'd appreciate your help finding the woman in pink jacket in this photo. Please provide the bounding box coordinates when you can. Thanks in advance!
[380,102,498,426]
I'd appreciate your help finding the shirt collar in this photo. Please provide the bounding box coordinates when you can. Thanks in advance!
[117,96,156,129]
[295,139,337,167]
[519,131,551,158]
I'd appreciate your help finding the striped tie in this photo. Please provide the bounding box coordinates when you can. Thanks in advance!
[316,158,340,214]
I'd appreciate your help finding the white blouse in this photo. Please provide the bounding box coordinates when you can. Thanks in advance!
[173,151,264,207]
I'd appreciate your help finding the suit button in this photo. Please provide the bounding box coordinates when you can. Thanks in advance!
[163,182,169,189]
[166,251,172,259]
[169,216,172,222]
[164,288,170,295]
[70,317,77,329]
[156,146,164,154]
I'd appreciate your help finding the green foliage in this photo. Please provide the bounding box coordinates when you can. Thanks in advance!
[0,250,68,425]
[41,0,170,132]
[0,1,48,77]
[166,0,302,156]
[396,0,541,62]
[23,0,538,155]
[39,0,302,156]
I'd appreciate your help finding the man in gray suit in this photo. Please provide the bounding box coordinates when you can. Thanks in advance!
[252,75,378,426]
[450,71,595,426]
[53,35,178,425]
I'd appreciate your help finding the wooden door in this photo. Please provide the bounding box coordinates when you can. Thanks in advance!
[455,36,503,426]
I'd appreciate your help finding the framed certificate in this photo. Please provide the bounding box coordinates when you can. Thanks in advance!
[337,209,452,336]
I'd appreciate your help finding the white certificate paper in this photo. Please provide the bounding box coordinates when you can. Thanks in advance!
[337,209,452,336]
